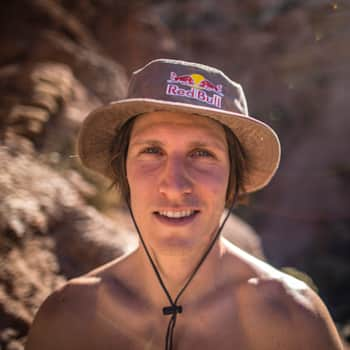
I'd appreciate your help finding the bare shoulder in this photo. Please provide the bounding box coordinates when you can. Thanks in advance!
[244,272,343,349]
[25,275,102,350]
[222,239,343,349]
[26,252,135,350]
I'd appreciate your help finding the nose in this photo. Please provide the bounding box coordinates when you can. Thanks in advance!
[158,156,192,200]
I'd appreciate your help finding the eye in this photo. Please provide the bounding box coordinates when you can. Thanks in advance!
[191,149,214,158]
[141,146,163,155]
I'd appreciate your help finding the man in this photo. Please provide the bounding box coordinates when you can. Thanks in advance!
[26,59,343,350]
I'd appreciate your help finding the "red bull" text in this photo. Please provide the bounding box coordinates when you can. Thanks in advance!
[166,84,222,108]
[166,72,223,108]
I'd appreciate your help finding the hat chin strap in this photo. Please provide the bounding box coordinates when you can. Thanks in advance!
[127,183,238,350]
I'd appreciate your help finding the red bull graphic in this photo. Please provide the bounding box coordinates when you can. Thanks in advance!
[166,72,224,109]
[198,79,223,95]
[169,72,195,86]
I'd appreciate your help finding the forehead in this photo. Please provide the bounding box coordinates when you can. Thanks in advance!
[130,111,227,143]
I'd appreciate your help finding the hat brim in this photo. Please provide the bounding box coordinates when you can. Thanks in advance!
[77,98,281,193]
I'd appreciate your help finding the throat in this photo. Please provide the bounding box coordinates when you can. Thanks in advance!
[143,241,222,299]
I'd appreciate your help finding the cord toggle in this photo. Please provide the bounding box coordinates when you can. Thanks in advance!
[163,305,183,315]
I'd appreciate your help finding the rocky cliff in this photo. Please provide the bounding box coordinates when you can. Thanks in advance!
[0,0,349,348]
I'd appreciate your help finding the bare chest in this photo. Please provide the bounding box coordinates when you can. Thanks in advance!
[84,289,251,350]
[76,278,296,350]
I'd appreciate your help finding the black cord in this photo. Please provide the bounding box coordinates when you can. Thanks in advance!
[127,182,239,350]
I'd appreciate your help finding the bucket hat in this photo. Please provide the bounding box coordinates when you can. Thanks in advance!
[77,58,280,193]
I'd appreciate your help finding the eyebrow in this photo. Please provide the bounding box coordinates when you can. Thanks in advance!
[129,139,164,147]
[129,139,227,152]
[188,140,227,151]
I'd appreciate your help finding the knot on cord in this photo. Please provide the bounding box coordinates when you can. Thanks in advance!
[163,304,183,315]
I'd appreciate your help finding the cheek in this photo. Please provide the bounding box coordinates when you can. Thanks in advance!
[191,165,230,198]
[126,160,159,213]
[127,162,158,192]
[126,160,139,205]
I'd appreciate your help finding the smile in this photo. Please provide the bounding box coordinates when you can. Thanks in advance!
[157,210,197,218]
[153,210,200,226]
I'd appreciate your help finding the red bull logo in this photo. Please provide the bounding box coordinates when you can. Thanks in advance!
[166,72,224,108]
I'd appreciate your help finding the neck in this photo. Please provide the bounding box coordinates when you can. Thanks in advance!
[135,237,226,307]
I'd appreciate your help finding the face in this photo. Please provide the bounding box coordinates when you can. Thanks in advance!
[126,111,230,255]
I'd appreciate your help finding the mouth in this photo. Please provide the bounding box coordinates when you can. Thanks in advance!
[153,209,200,225]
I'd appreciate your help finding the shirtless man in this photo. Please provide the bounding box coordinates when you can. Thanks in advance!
[26,59,343,350]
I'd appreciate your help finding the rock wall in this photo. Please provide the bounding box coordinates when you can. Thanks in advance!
[0,0,349,348]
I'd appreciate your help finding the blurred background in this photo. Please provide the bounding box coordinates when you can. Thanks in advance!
[0,0,349,348]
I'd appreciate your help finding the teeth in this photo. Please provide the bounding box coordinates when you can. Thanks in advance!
[158,210,195,218]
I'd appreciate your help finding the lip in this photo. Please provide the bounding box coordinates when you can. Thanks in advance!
[153,211,200,227]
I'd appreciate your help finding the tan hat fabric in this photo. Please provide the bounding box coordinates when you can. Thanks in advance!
[77,58,281,193]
